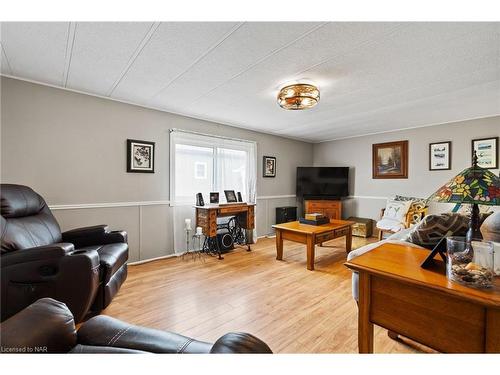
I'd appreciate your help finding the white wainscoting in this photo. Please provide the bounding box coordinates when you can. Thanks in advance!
[50,195,298,263]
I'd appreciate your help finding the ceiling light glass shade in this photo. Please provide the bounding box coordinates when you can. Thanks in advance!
[277,83,320,110]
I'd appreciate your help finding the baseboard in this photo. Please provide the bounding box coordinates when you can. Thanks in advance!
[128,253,177,265]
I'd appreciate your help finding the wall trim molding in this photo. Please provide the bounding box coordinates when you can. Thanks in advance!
[50,195,296,210]
[50,200,171,210]
[257,194,296,200]
[128,253,177,265]
[347,195,387,200]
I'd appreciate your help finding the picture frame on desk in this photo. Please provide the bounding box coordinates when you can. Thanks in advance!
[224,190,237,203]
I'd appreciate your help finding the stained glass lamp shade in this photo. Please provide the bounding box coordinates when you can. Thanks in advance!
[429,152,499,240]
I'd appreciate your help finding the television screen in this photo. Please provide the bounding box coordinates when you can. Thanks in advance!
[296,167,349,198]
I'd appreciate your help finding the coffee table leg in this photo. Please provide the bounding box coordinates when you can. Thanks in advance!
[276,229,283,261]
[306,234,315,271]
[346,226,352,253]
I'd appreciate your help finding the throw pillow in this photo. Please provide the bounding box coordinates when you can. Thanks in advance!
[383,199,412,223]
[394,195,429,225]
[407,212,469,246]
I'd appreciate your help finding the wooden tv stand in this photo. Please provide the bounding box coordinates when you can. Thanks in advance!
[304,199,342,220]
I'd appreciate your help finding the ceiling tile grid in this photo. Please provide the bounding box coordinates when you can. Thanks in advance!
[0,22,498,142]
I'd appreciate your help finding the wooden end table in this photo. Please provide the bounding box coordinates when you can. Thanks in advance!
[345,243,500,353]
[272,219,354,271]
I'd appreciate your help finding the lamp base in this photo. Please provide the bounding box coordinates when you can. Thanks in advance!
[466,203,482,242]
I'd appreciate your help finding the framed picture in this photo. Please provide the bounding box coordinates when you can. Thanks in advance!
[429,141,451,170]
[127,139,155,173]
[372,140,408,179]
[472,137,498,169]
[224,190,237,203]
[210,192,219,204]
[263,156,276,177]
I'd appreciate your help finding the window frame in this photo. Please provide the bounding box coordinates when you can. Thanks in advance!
[169,129,257,206]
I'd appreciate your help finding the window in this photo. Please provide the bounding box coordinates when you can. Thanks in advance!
[194,162,208,179]
[170,130,257,205]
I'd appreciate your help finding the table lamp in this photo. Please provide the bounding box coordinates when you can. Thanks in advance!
[429,151,499,245]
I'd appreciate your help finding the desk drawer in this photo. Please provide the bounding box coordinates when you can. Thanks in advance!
[316,232,335,243]
[334,227,349,237]
[218,206,248,215]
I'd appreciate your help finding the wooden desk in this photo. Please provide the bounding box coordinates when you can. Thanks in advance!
[195,203,255,259]
[272,219,354,270]
[345,243,500,353]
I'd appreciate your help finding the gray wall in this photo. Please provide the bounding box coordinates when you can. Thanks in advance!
[313,116,500,221]
[1,77,313,261]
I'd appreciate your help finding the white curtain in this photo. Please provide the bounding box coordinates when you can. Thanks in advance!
[170,129,257,254]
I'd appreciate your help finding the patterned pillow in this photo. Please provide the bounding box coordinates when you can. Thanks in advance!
[407,213,469,246]
[394,195,428,225]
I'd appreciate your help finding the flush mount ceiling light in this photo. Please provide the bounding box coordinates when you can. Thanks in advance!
[277,83,320,110]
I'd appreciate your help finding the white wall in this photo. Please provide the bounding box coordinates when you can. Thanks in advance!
[1,77,313,261]
[313,116,499,221]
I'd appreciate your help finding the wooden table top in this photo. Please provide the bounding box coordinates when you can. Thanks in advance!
[345,243,500,307]
[194,203,255,209]
[272,219,355,235]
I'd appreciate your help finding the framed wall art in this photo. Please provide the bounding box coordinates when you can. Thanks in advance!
[127,139,155,173]
[263,156,276,177]
[472,137,498,169]
[429,141,451,170]
[372,140,408,179]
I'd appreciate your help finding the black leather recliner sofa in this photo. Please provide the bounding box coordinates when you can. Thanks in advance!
[1,184,128,322]
[0,298,272,354]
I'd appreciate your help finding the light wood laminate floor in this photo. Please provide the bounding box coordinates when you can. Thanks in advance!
[103,236,417,353]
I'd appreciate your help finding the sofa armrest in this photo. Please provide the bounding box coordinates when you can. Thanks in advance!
[1,243,75,267]
[210,332,273,353]
[0,298,77,353]
[77,315,212,353]
[62,225,127,247]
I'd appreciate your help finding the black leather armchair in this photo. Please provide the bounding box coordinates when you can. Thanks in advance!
[0,298,273,354]
[1,184,128,322]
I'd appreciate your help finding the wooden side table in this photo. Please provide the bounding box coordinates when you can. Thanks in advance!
[345,243,500,353]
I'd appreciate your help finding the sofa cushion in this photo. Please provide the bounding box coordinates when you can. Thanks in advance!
[376,218,405,232]
[407,212,469,246]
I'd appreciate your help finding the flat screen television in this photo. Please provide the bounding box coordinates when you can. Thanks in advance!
[296,167,349,199]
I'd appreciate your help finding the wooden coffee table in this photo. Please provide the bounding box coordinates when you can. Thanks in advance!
[272,219,354,270]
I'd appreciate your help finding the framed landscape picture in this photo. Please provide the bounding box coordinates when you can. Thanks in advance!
[429,141,451,170]
[372,140,408,179]
[263,156,276,177]
[127,139,155,173]
[472,137,498,169]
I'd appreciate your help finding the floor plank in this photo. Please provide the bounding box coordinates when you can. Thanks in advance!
[103,235,417,353]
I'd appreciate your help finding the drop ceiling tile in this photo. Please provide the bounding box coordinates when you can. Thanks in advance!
[0,22,69,84]
[149,22,322,109]
[66,22,155,95]
[111,22,239,103]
